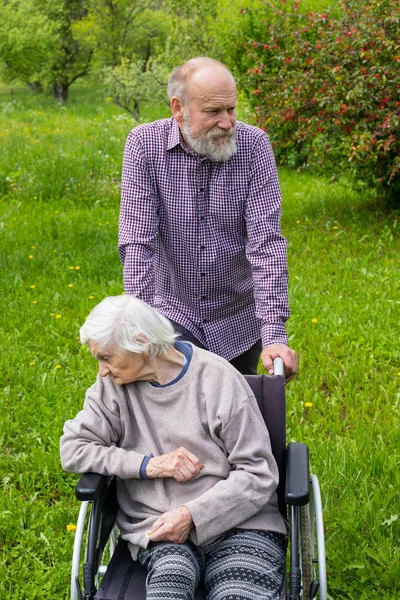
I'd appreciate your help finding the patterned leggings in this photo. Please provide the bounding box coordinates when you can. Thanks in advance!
[138,528,286,600]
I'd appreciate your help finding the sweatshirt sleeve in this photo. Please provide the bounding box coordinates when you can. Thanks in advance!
[183,384,279,545]
[60,375,145,479]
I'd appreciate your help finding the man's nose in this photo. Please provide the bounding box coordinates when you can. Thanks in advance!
[218,112,234,130]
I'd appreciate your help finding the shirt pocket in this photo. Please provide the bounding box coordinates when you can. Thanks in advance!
[209,185,245,233]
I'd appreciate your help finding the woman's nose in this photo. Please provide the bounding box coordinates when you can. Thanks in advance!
[99,363,110,377]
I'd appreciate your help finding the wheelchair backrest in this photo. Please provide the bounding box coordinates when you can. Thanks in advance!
[244,374,286,517]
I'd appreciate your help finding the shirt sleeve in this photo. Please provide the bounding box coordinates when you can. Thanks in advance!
[183,381,280,545]
[118,128,159,303]
[244,131,290,347]
[60,376,145,479]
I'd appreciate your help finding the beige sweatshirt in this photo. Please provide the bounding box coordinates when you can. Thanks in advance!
[60,345,286,559]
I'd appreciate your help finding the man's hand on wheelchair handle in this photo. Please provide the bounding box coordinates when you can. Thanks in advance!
[146,446,204,481]
[150,506,193,544]
[261,343,298,382]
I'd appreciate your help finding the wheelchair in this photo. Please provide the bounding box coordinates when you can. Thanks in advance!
[69,359,327,600]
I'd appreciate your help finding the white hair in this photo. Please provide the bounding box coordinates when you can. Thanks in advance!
[80,295,178,358]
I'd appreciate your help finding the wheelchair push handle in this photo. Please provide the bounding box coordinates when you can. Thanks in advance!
[273,357,284,377]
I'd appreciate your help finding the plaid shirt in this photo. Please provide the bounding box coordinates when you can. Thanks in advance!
[119,117,289,361]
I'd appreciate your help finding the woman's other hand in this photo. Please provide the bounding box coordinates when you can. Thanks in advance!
[150,506,193,543]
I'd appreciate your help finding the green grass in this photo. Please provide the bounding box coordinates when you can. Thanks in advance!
[0,86,399,599]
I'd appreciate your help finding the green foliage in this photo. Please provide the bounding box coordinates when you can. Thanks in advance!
[0,88,399,598]
[244,0,400,200]
[0,0,94,102]
[103,57,169,120]
[88,0,170,69]
[0,0,171,104]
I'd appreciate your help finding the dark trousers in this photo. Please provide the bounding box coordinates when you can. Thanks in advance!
[170,321,262,375]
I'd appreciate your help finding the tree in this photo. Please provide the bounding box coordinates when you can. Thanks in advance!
[88,0,169,69]
[103,57,169,120]
[0,0,95,103]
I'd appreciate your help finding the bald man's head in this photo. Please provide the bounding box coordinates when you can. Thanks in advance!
[167,57,236,105]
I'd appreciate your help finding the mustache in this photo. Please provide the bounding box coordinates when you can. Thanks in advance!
[207,126,236,139]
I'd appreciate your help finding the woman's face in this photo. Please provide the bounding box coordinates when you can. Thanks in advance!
[88,340,149,385]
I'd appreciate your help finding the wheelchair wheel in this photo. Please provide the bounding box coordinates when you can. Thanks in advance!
[309,475,327,600]
[70,502,118,600]
[300,504,313,599]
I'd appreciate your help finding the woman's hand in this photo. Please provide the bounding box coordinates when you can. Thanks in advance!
[150,506,193,543]
[146,447,204,481]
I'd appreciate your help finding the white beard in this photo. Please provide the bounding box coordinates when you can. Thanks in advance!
[182,118,237,162]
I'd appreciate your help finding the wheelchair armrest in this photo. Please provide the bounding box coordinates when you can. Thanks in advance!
[75,472,112,501]
[285,442,310,506]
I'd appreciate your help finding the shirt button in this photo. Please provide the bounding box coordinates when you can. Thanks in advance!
[200,273,206,277]
[202,319,208,324]
[200,245,205,250]
[200,216,204,221]
[201,296,206,300]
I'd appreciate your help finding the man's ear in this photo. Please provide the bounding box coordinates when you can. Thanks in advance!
[171,96,184,124]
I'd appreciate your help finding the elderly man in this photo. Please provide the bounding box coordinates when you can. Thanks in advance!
[118,56,297,378]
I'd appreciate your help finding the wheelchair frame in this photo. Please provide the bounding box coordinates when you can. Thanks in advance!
[68,361,327,600]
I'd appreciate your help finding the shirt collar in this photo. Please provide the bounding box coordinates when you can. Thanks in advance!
[167,117,183,151]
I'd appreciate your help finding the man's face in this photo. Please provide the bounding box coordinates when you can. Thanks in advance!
[88,340,148,385]
[179,71,237,162]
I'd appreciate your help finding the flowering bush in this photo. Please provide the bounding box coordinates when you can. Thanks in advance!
[245,0,400,199]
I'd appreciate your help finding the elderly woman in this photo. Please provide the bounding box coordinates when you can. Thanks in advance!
[60,295,287,600]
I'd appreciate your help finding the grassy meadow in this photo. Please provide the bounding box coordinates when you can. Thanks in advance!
[0,86,399,599]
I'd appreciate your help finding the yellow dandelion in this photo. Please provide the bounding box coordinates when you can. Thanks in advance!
[66,524,77,531]
[398,372,400,377]
[304,402,313,408]
[75,266,80,270]
[29,362,35,366]
[333,226,339,230]
[12,217,16,221]
[32,300,37,304]
[98,222,103,226]
[89,295,94,299]
[30,285,35,289]
[50,313,54,317]
[55,365,62,369]
[33,196,37,200]
[53,250,57,253]
[105,221,110,225]
[312,318,318,323]
[296,220,301,224]
[69,266,74,270]
[68,283,74,288]
[56,314,62,319]
[21,363,25,367]
[55,210,59,214]
[28,255,34,259]
[31,245,36,249]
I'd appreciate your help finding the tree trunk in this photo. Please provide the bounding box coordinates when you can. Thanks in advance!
[52,83,69,104]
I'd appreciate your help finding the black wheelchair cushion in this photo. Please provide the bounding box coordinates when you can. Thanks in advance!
[95,538,206,600]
